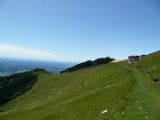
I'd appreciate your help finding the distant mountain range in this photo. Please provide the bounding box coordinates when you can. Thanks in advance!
[0,57,74,76]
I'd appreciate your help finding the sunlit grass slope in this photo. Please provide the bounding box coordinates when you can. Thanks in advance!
[0,51,160,120]
[135,50,160,79]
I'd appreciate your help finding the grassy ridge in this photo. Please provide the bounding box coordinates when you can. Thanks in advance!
[135,51,160,80]
[61,57,114,73]
[0,51,160,120]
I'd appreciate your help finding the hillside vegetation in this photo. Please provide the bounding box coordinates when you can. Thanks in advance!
[0,51,160,120]
[0,69,48,106]
[61,57,114,73]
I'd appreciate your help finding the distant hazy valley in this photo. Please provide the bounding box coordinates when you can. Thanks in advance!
[0,57,74,76]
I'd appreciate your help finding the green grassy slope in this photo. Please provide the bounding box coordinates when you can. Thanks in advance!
[0,51,160,120]
[135,51,160,80]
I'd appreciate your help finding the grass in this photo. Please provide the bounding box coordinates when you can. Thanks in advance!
[134,51,160,79]
[0,51,160,120]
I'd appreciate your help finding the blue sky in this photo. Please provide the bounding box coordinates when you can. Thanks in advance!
[0,0,160,62]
